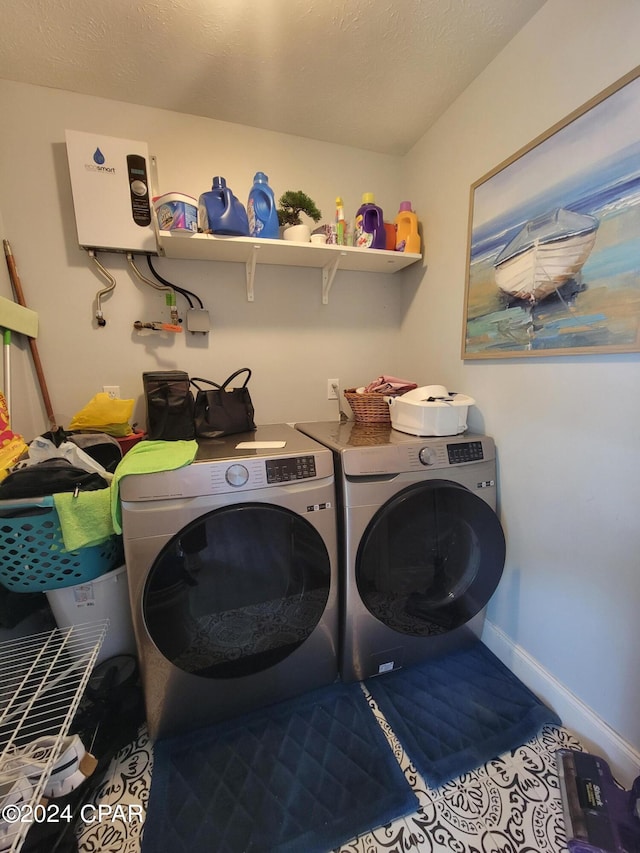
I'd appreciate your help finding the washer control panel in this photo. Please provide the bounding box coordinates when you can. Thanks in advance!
[417,442,484,468]
[340,434,494,476]
[446,440,484,464]
[265,455,317,483]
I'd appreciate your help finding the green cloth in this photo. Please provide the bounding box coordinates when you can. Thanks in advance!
[110,439,198,533]
[53,488,114,551]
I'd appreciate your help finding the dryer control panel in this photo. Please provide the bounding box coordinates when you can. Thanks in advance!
[119,424,333,500]
[266,455,317,483]
[119,451,332,499]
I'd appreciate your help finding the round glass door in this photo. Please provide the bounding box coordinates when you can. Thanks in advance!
[143,503,331,678]
[356,480,505,637]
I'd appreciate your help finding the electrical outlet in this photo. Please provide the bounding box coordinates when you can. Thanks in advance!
[327,379,339,400]
[103,385,120,399]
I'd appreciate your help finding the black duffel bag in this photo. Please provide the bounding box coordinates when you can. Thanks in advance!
[0,459,109,499]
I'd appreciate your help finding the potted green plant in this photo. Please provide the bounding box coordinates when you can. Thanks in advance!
[277,191,322,242]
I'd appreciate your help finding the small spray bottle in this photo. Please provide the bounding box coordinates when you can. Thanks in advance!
[335,197,346,246]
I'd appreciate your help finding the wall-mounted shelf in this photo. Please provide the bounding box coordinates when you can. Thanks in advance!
[156,231,422,304]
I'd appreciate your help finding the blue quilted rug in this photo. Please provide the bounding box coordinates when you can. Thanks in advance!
[365,641,561,789]
[142,681,418,853]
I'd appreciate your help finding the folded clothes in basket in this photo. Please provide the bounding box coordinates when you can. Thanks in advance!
[53,488,115,551]
[363,375,418,395]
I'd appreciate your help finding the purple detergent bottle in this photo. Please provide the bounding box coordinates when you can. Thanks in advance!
[353,193,386,249]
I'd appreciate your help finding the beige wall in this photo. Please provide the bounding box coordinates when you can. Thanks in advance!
[398,0,640,759]
[0,82,404,438]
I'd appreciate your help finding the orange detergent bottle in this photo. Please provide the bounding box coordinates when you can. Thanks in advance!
[394,201,421,253]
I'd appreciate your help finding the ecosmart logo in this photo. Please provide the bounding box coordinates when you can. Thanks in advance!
[84,147,116,173]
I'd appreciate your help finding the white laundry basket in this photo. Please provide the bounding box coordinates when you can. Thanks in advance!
[45,564,136,665]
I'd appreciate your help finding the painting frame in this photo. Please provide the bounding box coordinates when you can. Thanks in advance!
[462,64,640,360]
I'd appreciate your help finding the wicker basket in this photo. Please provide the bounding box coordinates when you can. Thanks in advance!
[343,388,391,423]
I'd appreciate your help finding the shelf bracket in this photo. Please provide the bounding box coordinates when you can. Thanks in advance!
[245,246,260,301]
[322,255,343,304]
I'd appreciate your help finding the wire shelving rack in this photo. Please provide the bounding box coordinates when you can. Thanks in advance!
[0,621,107,852]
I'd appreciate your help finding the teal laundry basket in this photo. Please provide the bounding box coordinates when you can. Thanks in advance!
[0,496,123,592]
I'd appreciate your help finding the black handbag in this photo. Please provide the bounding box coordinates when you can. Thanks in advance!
[191,368,256,438]
[142,370,195,441]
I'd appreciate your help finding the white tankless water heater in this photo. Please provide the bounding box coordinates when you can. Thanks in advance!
[65,130,157,254]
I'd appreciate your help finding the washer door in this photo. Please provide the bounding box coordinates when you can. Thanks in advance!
[356,480,505,637]
[143,503,331,678]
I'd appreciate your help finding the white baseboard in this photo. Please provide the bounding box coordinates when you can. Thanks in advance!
[481,620,640,788]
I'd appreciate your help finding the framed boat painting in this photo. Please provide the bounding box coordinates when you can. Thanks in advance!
[462,65,640,359]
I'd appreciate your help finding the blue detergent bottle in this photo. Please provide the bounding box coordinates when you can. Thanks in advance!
[247,172,279,239]
[198,176,249,236]
[353,193,386,249]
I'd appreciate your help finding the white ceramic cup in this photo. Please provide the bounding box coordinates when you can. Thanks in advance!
[310,233,327,245]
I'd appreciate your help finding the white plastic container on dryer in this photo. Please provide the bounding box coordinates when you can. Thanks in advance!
[386,385,475,436]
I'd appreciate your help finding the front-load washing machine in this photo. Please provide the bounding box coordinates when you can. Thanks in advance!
[295,421,505,683]
[120,424,338,740]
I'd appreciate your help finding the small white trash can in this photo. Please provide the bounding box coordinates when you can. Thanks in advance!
[45,564,137,665]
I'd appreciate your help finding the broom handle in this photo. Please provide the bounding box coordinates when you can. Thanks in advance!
[3,240,57,429]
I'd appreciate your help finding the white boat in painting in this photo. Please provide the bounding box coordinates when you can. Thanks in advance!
[494,208,599,303]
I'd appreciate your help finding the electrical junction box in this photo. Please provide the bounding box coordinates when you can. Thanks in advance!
[65,130,157,254]
[186,308,211,334]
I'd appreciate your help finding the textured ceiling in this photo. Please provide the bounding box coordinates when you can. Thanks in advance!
[0,0,546,155]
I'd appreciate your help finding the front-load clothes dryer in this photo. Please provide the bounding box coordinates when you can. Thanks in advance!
[295,421,505,683]
[120,424,338,740]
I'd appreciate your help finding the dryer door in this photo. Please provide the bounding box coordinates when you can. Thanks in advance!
[142,502,331,677]
[356,480,505,636]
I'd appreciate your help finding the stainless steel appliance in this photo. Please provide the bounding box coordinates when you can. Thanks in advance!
[120,424,339,739]
[295,421,505,682]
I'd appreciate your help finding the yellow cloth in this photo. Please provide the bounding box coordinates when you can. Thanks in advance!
[68,392,134,437]
[53,488,114,551]
[110,440,198,534]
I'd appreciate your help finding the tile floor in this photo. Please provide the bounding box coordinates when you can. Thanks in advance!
[75,684,583,853]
